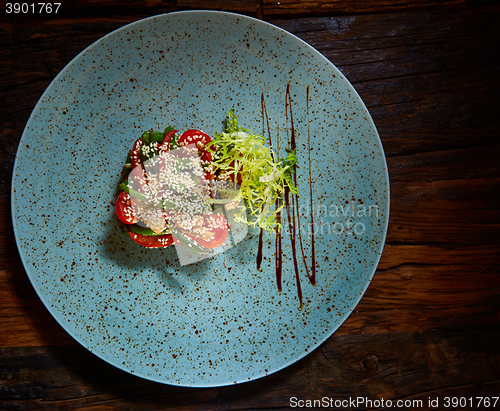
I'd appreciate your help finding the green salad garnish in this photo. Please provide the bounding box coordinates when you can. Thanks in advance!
[207,110,299,232]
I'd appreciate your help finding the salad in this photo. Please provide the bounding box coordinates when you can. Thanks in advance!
[114,111,299,252]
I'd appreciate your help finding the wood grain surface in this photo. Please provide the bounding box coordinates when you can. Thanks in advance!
[1,0,499,409]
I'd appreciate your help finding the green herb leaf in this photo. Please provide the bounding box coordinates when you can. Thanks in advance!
[128,224,172,237]
[206,110,299,232]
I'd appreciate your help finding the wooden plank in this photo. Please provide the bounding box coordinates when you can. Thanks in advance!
[0,0,256,16]
[68,0,255,13]
[70,0,165,8]
[0,327,498,408]
[343,263,500,333]
[386,177,500,245]
[177,0,258,14]
[263,0,465,16]
[4,255,498,346]
[0,0,169,15]
[387,145,500,183]
[271,10,500,158]
[358,74,499,157]
[378,243,500,270]
[344,175,500,330]
[270,9,499,55]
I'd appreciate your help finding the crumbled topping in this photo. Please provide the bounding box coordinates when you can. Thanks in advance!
[128,143,214,235]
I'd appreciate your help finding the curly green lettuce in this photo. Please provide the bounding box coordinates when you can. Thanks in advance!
[207,110,299,232]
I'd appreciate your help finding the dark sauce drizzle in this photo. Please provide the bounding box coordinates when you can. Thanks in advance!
[307,85,317,286]
[256,94,268,272]
[288,87,315,288]
[285,84,303,308]
[256,227,264,270]
[260,94,283,290]
[256,85,316,307]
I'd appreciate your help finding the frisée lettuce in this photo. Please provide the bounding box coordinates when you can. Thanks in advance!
[207,110,299,233]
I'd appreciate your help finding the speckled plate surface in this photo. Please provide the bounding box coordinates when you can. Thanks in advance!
[12,11,389,387]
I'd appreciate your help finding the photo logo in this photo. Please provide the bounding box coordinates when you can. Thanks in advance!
[293,202,380,237]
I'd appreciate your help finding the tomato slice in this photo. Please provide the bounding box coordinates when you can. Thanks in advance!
[161,129,178,149]
[178,129,214,180]
[119,129,225,250]
[178,129,212,147]
[127,231,178,248]
[188,213,229,249]
[116,191,139,224]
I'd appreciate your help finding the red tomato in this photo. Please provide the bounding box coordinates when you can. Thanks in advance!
[178,129,212,148]
[178,129,213,180]
[161,129,178,149]
[188,213,229,249]
[115,191,139,225]
[119,129,225,250]
[127,231,178,248]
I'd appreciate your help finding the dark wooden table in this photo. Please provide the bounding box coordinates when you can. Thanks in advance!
[1,1,499,410]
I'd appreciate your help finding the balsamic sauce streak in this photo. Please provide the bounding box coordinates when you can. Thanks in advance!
[260,93,283,289]
[256,94,268,272]
[285,84,303,308]
[256,227,264,271]
[258,86,316,306]
[307,85,317,286]
[292,131,312,284]
[261,93,272,148]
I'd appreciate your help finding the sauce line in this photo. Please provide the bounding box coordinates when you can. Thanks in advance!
[256,227,264,271]
[307,85,316,286]
[258,86,316,306]
[259,93,283,291]
[285,84,303,308]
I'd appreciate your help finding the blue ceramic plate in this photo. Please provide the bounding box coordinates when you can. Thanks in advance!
[12,11,389,387]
